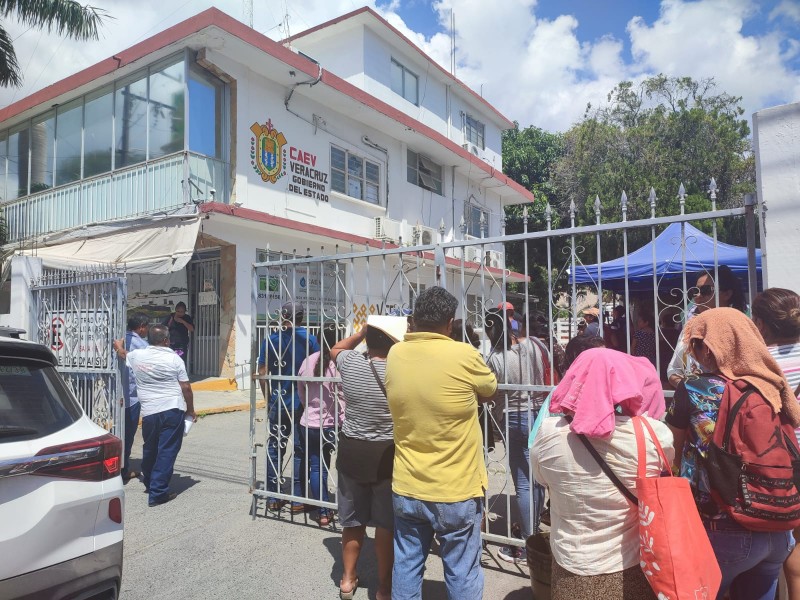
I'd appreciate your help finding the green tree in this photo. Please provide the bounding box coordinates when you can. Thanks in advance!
[553,75,753,224]
[0,0,106,87]
[501,123,568,309]
[500,76,755,313]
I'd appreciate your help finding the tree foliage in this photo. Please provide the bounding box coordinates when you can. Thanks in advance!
[500,75,756,311]
[553,75,754,222]
[0,0,107,87]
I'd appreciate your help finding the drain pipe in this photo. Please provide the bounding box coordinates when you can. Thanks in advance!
[362,136,390,212]
[284,58,323,120]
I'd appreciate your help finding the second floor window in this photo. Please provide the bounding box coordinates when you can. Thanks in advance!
[331,145,380,204]
[465,115,485,149]
[391,59,419,105]
[407,149,443,195]
[466,202,489,237]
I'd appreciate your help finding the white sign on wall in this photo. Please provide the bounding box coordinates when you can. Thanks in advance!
[47,309,112,369]
[255,249,345,323]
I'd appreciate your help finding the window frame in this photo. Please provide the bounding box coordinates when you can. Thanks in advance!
[465,114,485,150]
[330,144,382,205]
[390,58,419,106]
[407,149,443,196]
[465,202,489,238]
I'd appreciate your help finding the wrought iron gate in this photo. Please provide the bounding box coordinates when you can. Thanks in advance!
[189,254,221,376]
[249,181,761,548]
[30,267,127,437]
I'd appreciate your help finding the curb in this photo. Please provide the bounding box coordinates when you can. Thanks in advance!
[191,378,239,392]
[196,399,265,417]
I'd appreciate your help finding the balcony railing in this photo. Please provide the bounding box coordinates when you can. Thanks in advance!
[3,151,228,244]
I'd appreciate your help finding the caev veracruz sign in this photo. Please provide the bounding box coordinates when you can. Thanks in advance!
[250,118,329,202]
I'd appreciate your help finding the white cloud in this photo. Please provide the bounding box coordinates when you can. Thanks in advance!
[627,0,798,118]
[771,0,800,24]
[0,0,797,133]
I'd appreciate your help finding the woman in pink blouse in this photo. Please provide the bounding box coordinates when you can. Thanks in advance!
[298,325,345,526]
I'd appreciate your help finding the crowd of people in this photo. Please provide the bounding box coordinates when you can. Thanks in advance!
[116,270,800,600]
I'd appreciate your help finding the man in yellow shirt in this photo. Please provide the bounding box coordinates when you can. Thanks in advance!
[385,286,497,600]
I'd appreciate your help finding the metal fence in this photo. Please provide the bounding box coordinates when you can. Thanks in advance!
[30,266,127,437]
[248,181,760,547]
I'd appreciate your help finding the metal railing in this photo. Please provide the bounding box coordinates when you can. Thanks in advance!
[3,151,228,244]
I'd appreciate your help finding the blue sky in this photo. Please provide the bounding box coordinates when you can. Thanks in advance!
[2,0,799,132]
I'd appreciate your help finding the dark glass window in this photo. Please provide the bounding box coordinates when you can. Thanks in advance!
[149,60,185,159]
[331,145,380,204]
[55,100,82,186]
[30,112,54,193]
[115,75,148,168]
[83,88,113,177]
[189,70,222,158]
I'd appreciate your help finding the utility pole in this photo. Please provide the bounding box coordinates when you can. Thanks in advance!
[243,0,253,28]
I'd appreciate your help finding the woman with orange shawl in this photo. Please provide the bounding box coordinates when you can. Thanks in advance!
[531,348,673,599]
[665,307,800,600]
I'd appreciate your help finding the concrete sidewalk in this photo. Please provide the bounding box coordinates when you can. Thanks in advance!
[192,388,262,416]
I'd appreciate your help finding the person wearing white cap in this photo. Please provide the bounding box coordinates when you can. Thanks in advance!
[330,314,408,600]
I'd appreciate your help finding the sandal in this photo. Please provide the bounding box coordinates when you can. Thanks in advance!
[339,577,358,600]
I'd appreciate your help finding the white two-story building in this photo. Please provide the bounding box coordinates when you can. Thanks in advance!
[0,7,532,384]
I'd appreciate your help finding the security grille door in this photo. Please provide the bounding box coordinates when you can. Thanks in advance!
[30,267,127,437]
[189,254,221,377]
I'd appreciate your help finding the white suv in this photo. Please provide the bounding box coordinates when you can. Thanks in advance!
[0,331,124,600]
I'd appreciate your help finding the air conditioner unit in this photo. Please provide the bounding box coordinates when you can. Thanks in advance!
[461,142,481,156]
[464,246,482,264]
[484,250,502,269]
[374,217,402,244]
[412,224,438,246]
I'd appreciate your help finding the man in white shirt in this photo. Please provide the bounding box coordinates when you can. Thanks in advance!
[114,324,195,507]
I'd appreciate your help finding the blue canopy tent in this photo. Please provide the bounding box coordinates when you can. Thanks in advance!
[569,222,762,293]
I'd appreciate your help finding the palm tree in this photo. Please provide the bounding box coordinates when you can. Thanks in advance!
[0,0,107,87]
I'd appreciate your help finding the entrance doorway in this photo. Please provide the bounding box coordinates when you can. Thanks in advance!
[189,251,221,377]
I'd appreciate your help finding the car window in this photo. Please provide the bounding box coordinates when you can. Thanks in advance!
[0,358,83,443]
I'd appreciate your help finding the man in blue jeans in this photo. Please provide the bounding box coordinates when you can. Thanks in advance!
[257,302,319,511]
[119,313,149,482]
[385,287,497,600]
[114,324,196,507]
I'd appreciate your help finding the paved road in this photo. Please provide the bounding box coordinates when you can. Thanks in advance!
[120,409,534,600]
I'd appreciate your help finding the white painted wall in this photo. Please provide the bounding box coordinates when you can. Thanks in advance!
[753,101,800,292]
[0,256,42,338]
[291,23,505,162]
[288,28,365,90]
[205,47,507,246]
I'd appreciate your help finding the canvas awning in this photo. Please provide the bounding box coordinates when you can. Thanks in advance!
[9,209,201,274]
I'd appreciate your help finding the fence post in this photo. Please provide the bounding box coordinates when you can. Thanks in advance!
[745,193,758,305]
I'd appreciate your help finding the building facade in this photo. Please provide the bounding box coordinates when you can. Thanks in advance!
[0,7,532,385]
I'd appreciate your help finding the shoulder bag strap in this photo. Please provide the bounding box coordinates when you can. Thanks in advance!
[576,432,638,505]
[635,416,673,476]
[367,357,387,398]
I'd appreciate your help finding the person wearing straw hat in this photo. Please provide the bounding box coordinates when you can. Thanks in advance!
[581,307,601,337]
[330,314,408,600]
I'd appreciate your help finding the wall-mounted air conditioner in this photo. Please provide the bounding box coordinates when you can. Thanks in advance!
[484,250,502,269]
[464,246,483,264]
[461,142,481,157]
[412,224,438,246]
[374,217,402,244]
